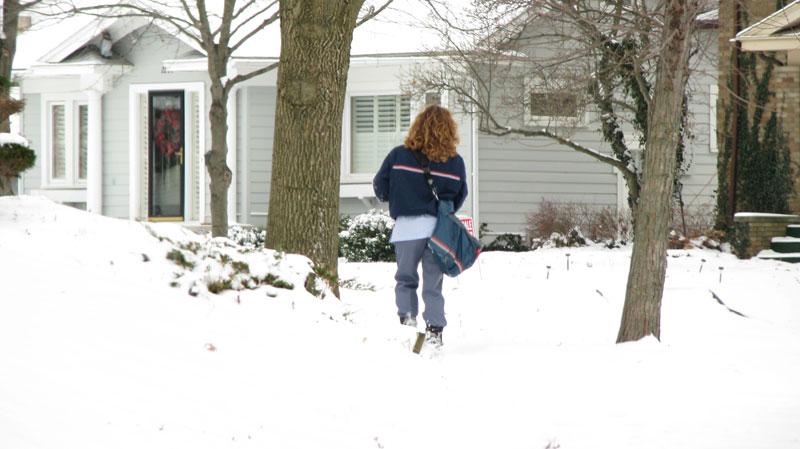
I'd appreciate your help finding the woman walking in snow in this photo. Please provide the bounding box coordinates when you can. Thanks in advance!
[372,105,468,347]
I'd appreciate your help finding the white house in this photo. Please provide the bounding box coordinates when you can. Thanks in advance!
[11,4,721,235]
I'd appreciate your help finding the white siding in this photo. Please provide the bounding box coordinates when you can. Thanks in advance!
[21,93,41,194]
[680,30,719,213]
[478,132,619,233]
[475,26,719,234]
[242,86,276,227]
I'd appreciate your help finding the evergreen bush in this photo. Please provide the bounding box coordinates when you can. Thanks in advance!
[0,142,36,177]
[0,142,36,195]
[228,225,266,249]
[339,209,395,262]
[483,233,528,252]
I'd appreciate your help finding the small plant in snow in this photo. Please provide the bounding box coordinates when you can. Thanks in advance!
[482,233,529,252]
[228,225,266,249]
[339,277,377,291]
[531,227,587,249]
[166,249,194,269]
[163,236,297,295]
[339,209,395,262]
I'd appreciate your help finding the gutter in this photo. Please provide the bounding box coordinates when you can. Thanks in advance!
[470,90,480,232]
[729,0,742,223]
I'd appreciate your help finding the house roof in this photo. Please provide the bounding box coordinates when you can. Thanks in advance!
[14,0,473,73]
[696,8,719,28]
[734,0,800,51]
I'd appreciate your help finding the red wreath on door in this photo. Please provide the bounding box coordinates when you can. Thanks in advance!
[154,108,182,157]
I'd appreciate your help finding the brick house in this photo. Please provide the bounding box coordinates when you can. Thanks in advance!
[721,1,800,260]
[719,0,800,214]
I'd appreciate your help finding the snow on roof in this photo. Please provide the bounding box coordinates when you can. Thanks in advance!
[696,8,718,25]
[229,0,474,58]
[736,0,800,39]
[13,12,96,70]
[14,0,472,71]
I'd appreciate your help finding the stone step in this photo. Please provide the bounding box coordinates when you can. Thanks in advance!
[788,225,800,238]
[757,249,800,263]
[771,236,800,253]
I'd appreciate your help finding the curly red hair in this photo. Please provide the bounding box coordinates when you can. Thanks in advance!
[403,105,460,162]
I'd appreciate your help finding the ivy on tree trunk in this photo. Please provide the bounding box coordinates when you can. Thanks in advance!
[617,0,698,343]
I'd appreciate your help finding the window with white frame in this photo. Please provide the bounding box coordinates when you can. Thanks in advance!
[529,91,580,118]
[709,84,718,153]
[525,74,585,125]
[350,94,411,174]
[45,99,89,186]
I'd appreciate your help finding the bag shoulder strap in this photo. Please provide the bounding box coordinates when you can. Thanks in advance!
[409,149,439,201]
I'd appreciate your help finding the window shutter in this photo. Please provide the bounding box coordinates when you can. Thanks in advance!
[353,97,374,132]
[377,95,397,132]
[78,105,88,180]
[351,95,412,175]
[399,96,411,129]
[51,105,66,180]
[351,96,376,173]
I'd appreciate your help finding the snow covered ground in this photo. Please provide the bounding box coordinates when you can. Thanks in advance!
[1,196,799,449]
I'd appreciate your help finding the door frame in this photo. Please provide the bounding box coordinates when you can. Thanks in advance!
[128,82,206,222]
[147,89,186,222]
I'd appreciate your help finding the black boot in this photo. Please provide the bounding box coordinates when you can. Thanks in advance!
[425,325,443,347]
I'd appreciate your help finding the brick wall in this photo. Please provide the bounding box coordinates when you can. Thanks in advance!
[774,66,800,213]
[733,214,800,258]
[718,1,800,215]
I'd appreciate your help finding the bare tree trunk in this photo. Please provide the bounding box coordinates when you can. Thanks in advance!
[617,0,697,343]
[206,84,231,237]
[0,0,21,195]
[266,0,364,294]
[0,0,20,134]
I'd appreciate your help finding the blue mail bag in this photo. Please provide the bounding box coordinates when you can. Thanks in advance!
[427,200,482,277]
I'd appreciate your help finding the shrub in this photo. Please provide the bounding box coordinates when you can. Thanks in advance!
[482,233,528,252]
[670,204,715,239]
[531,227,587,249]
[339,209,395,262]
[0,142,35,178]
[228,225,266,249]
[0,141,36,194]
[526,199,628,243]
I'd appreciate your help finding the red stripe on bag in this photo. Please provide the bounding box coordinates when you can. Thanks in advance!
[430,236,464,273]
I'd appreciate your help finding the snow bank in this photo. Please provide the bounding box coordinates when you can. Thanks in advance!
[2,196,800,449]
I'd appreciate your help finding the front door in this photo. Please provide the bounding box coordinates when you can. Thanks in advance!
[148,91,185,221]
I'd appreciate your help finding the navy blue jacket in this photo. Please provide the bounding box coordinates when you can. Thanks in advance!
[373,145,468,219]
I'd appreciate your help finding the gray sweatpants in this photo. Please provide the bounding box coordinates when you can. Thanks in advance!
[393,238,446,328]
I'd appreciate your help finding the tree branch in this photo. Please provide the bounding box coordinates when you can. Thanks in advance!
[230,10,279,53]
[225,61,279,93]
[356,0,394,27]
[229,1,278,42]
[48,3,206,49]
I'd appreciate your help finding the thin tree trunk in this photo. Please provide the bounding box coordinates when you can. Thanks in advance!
[0,0,20,134]
[0,0,21,195]
[617,0,697,343]
[206,84,231,237]
[266,0,364,295]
